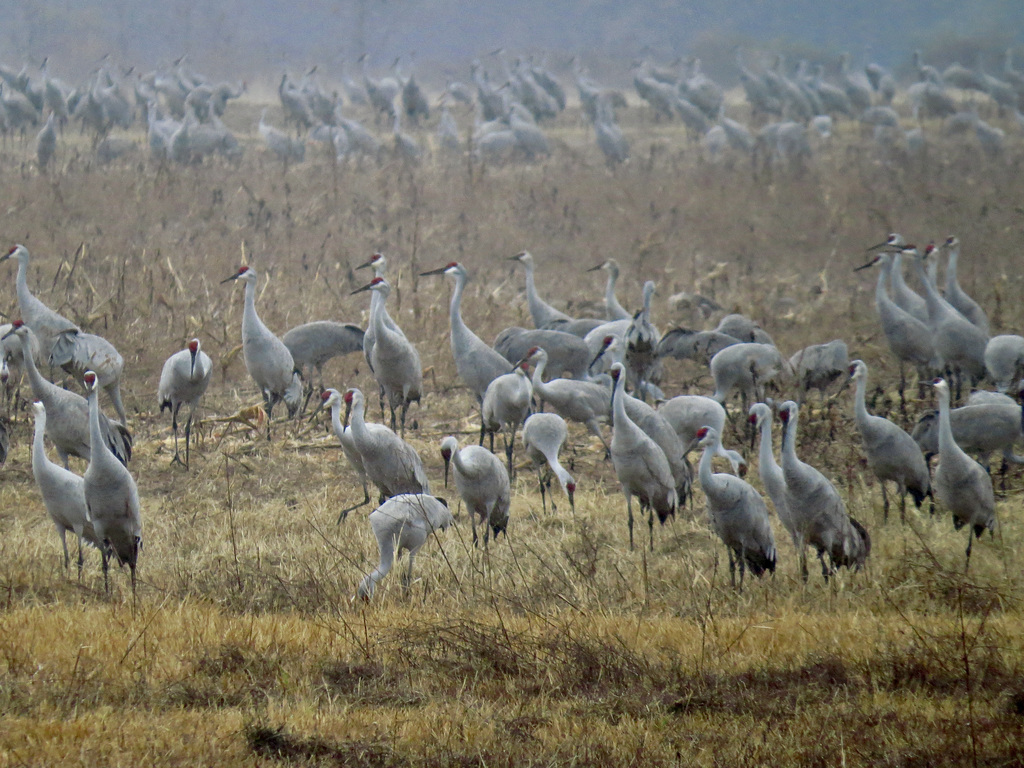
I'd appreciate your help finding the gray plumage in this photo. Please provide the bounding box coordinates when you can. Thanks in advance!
[440,435,510,547]
[710,342,789,407]
[282,320,364,391]
[748,403,797,549]
[931,379,996,570]
[911,397,1024,470]
[789,339,849,402]
[942,237,989,336]
[657,328,741,364]
[157,338,212,468]
[509,251,573,329]
[659,395,742,470]
[36,111,57,170]
[258,108,305,163]
[521,412,575,514]
[624,281,660,402]
[493,326,591,380]
[32,401,102,575]
[481,362,533,474]
[529,346,611,454]
[357,494,453,601]
[1,244,79,367]
[586,258,631,321]
[714,314,774,345]
[312,389,370,523]
[696,425,776,589]
[984,335,1024,393]
[83,371,141,595]
[344,388,429,501]
[49,327,127,426]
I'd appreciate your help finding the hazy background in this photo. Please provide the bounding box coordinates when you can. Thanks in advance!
[1,0,1022,88]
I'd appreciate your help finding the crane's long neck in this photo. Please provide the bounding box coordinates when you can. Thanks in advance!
[611,374,630,431]
[781,413,799,468]
[86,387,108,466]
[14,253,34,314]
[945,245,960,294]
[605,266,627,319]
[522,261,544,320]
[329,401,345,444]
[359,536,395,599]
[890,252,912,296]
[758,418,778,473]
[242,278,267,337]
[349,397,368,441]
[531,355,550,396]
[853,373,870,428]
[936,386,957,457]
[698,437,718,491]
[17,332,50,402]
[911,255,943,324]
[875,260,892,312]
[449,273,469,341]
[451,445,470,475]
[31,410,49,471]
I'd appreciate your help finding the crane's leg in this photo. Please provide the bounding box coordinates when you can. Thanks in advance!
[537,467,548,514]
[183,410,195,470]
[58,527,70,572]
[625,493,634,551]
[403,551,418,593]
[881,483,890,524]
[478,413,487,447]
[101,549,110,595]
[338,483,371,524]
[898,484,907,524]
[798,541,809,583]
[965,531,974,573]
[400,401,410,439]
[170,403,185,467]
[728,549,736,589]
[647,503,655,552]
[377,384,387,423]
[76,534,85,580]
[898,363,907,420]
[818,550,830,582]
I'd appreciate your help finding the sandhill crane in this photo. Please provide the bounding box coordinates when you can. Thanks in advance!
[911,394,1023,472]
[849,360,931,523]
[941,237,989,336]
[157,338,212,468]
[355,251,399,417]
[855,251,937,403]
[695,426,776,589]
[985,335,1024,393]
[610,364,677,550]
[592,97,629,166]
[931,379,996,570]
[624,281,661,402]
[352,277,422,436]
[310,389,370,523]
[522,412,575,514]
[658,395,744,473]
[357,494,453,600]
[714,314,774,345]
[344,388,429,502]
[222,266,302,439]
[529,346,611,454]
[31,401,102,575]
[420,262,512,441]
[282,320,364,395]
[258,108,305,164]
[440,435,510,547]
[867,234,929,323]
[789,339,849,402]
[83,371,141,595]
[360,54,400,121]
[482,359,533,473]
[508,251,573,329]
[492,326,591,380]
[2,322,130,468]
[36,111,57,170]
[657,327,741,366]
[709,342,789,409]
[586,258,631,321]
[778,400,870,581]
[748,403,797,548]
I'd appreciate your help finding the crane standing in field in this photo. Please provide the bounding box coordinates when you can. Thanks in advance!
[508,250,573,329]
[83,371,142,596]
[522,412,576,514]
[157,338,212,469]
[357,494,453,601]
[440,435,511,547]
[481,358,533,474]
[624,280,661,402]
[931,378,996,570]
[529,346,612,454]
[695,425,776,589]
[748,403,797,549]
[310,388,371,523]
[355,251,398,419]
[222,266,302,439]
[32,401,103,576]
[352,277,421,437]
[941,236,989,336]
[587,258,631,322]
[282,320,364,401]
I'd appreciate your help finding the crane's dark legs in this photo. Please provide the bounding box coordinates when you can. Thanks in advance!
[881,483,889,524]
[337,484,371,524]
[728,550,736,589]
[537,467,548,513]
[102,549,110,594]
[76,536,85,580]
[626,495,634,551]
[183,413,194,470]
[647,503,654,552]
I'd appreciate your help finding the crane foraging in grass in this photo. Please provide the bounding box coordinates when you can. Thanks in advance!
[481,357,534,474]
[440,435,511,547]
[158,338,212,469]
[522,412,575,514]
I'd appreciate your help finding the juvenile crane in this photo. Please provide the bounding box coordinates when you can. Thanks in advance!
[157,338,212,468]
[222,266,302,439]
[521,412,576,514]
[440,435,511,547]
[695,425,776,589]
[32,401,103,575]
[931,378,996,570]
[83,371,142,595]
[357,494,453,601]
[624,280,661,402]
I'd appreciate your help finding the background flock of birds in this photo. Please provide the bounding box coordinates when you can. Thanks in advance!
[2,43,1024,170]
[2,211,1023,598]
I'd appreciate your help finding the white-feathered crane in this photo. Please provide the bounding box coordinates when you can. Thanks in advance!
[157,338,212,468]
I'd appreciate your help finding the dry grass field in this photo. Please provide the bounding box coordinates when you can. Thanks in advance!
[1,102,1024,766]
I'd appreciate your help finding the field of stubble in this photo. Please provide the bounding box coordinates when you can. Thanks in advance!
[2,101,1024,766]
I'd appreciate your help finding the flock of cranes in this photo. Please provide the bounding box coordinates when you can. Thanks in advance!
[1,44,1024,174]
[3,219,1021,600]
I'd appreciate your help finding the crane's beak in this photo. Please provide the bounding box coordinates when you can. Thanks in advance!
[220,273,241,284]
[441,452,451,488]
[585,262,604,272]
[343,399,352,430]
[866,240,892,251]
[355,257,376,270]
[308,396,327,423]
[853,257,878,272]
[419,266,448,276]
[189,346,198,377]
[350,282,374,295]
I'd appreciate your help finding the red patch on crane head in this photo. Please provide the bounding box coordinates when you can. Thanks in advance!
[747,412,758,425]
[566,480,576,494]
[610,366,620,380]
[779,408,790,423]
[237,265,250,275]
[83,371,97,387]
[188,339,199,353]
[923,243,935,256]
[886,234,898,243]
[602,336,615,347]
[440,446,452,460]
[371,252,384,262]
[11,319,24,329]
[526,346,541,357]
[696,426,710,439]
[945,236,955,245]
[5,245,17,257]
[370,276,385,286]
[932,377,944,386]
[848,363,858,376]
[321,390,332,403]
[445,261,459,269]
[343,389,354,404]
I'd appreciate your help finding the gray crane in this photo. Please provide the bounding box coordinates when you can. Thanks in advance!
[659,395,744,473]
[481,360,533,473]
[356,494,453,601]
[222,266,302,439]
[610,363,677,551]
[778,400,870,581]
[695,425,776,589]
[521,412,575,514]
[344,387,430,502]
[359,55,400,121]
[310,388,370,523]
[985,335,1024,393]
[440,435,510,547]
[867,234,928,325]
[492,326,591,380]
[941,237,989,336]
[714,314,774,345]
[789,339,849,403]
[282,320,364,396]
[931,378,996,570]
[911,393,1023,473]
[748,403,798,549]
[657,327,742,366]
[586,258,631,321]
[508,251,573,329]
[709,342,790,409]
[624,280,661,402]
[352,277,422,436]
[157,338,212,469]
[32,401,102,575]
[36,111,57,170]
[355,252,399,418]
[420,262,512,442]
[83,371,141,595]
[2,322,130,468]
[529,346,611,454]
[258,108,305,164]
[849,360,931,523]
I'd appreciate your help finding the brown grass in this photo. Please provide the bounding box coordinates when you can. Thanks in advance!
[1,104,1024,765]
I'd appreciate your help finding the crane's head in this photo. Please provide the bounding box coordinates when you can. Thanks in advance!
[508,250,532,265]
[188,338,200,354]
[921,243,935,260]
[778,401,797,424]
[609,361,624,382]
[0,244,26,264]
[83,370,98,391]
[0,358,8,385]
[351,276,387,295]
[944,235,959,249]
[420,261,460,277]
[221,265,253,284]
[565,480,576,511]
[848,359,866,379]
[867,233,904,251]
[356,252,385,271]
[1,319,25,341]
[696,425,719,448]
[439,435,458,488]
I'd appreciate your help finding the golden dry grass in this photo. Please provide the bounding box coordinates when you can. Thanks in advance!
[1,105,1024,765]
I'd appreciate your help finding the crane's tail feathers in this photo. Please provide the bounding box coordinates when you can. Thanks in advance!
[908,486,927,508]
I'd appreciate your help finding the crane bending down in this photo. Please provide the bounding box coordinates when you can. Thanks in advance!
[357,494,453,600]
[352,277,422,436]
[222,266,303,439]
[481,359,533,474]
[522,412,576,514]
[440,435,511,547]
[83,371,142,595]
[695,426,776,589]
[282,320,364,397]
[32,401,103,576]
[158,338,212,468]
[529,346,612,454]
[931,378,996,571]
